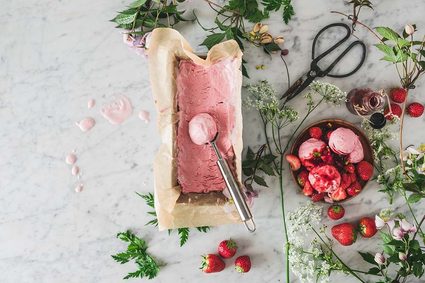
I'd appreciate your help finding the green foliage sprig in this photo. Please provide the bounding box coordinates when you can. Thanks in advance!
[111,0,190,37]
[262,0,295,24]
[374,25,425,90]
[112,230,160,280]
[137,192,210,247]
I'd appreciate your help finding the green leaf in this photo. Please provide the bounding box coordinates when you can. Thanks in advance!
[383,244,395,255]
[112,230,160,280]
[113,12,137,25]
[394,50,409,62]
[129,0,147,8]
[246,147,255,160]
[225,28,234,40]
[375,43,395,57]
[359,251,378,266]
[380,232,393,244]
[178,228,189,246]
[397,38,410,48]
[410,239,420,251]
[242,60,249,78]
[408,193,422,203]
[253,175,268,187]
[376,27,401,42]
[367,267,381,275]
[214,18,229,31]
[282,0,295,24]
[413,261,424,277]
[244,0,269,23]
[263,42,281,55]
[196,226,210,233]
[259,163,275,176]
[418,61,425,70]
[200,33,226,50]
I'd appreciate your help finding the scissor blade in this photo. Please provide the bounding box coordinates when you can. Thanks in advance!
[280,73,308,101]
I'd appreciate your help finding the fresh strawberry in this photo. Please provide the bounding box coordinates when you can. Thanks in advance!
[327,204,345,220]
[201,254,225,273]
[348,173,357,184]
[359,217,377,238]
[345,164,355,174]
[303,181,313,196]
[340,173,351,190]
[285,154,301,171]
[330,187,347,201]
[234,255,251,273]
[309,127,323,139]
[321,148,334,165]
[297,170,309,187]
[407,102,424,118]
[331,223,357,246]
[384,103,402,120]
[389,88,407,103]
[326,130,333,141]
[218,239,237,259]
[303,159,316,171]
[347,181,362,196]
[311,192,325,202]
[356,161,373,181]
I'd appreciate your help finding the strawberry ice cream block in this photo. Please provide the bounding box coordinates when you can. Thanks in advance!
[176,59,239,193]
[147,28,243,230]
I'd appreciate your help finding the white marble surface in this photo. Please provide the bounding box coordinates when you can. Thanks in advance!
[1,0,425,282]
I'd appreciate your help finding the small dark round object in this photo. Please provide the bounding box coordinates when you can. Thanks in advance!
[369,113,386,129]
[281,49,289,56]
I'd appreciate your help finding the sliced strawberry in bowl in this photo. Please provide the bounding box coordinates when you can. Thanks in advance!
[285,154,301,171]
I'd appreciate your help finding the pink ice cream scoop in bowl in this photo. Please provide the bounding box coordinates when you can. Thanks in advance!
[188,113,256,232]
[289,119,374,203]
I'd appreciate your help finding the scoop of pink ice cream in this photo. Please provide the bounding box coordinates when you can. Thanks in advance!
[329,127,358,155]
[188,113,217,145]
[348,138,364,163]
[308,165,341,193]
[298,138,326,161]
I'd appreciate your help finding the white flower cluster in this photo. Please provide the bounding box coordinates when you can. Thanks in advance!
[403,145,425,174]
[287,202,334,283]
[245,80,298,124]
[310,81,347,105]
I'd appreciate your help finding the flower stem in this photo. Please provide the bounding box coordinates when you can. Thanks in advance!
[283,98,324,154]
[311,227,367,283]
[278,158,290,283]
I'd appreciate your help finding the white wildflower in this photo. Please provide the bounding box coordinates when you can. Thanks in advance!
[310,81,347,105]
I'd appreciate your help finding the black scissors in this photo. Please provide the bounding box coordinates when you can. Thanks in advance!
[281,23,366,106]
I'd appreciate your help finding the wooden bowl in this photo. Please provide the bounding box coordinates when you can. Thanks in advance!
[290,119,374,202]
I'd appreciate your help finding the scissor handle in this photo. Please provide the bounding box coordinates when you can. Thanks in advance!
[326,40,367,78]
[311,23,351,62]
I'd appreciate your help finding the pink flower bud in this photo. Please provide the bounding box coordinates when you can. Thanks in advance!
[399,252,407,261]
[405,24,415,36]
[392,227,405,240]
[374,252,386,265]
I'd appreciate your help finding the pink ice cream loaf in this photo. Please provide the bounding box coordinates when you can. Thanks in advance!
[176,58,238,194]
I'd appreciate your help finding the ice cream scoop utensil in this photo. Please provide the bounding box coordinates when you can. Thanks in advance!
[210,133,256,232]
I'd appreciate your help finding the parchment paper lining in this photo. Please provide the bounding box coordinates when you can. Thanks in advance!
[148,28,243,230]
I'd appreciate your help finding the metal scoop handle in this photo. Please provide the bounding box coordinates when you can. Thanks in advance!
[210,140,256,232]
